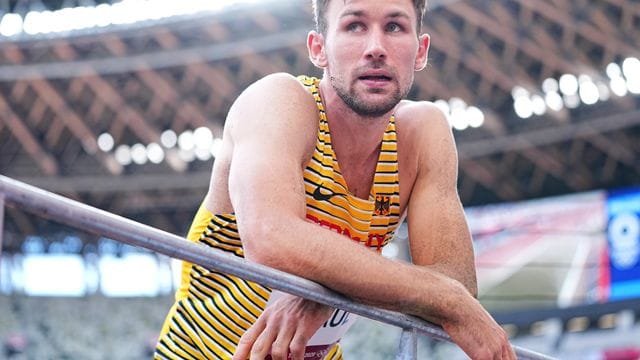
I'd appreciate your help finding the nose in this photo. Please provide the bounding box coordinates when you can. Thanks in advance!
[364,28,386,61]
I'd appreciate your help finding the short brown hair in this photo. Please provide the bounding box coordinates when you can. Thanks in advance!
[312,0,427,35]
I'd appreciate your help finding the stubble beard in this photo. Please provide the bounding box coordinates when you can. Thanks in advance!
[330,72,411,118]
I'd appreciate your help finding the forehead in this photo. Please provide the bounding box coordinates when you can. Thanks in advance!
[326,0,417,21]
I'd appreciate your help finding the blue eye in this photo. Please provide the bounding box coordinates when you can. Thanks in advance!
[346,22,365,32]
[386,23,403,32]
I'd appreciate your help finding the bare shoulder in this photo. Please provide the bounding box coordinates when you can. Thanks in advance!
[225,72,319,159]
[395,100,459,190]
[395,100,455,159]
[228,72,317,127]
[395,100,451,137]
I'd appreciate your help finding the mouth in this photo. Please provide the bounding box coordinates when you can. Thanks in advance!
[358,75,392,81]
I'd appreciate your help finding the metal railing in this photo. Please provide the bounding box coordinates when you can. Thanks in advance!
[0,175,554,359]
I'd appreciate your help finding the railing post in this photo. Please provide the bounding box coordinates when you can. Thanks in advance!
[396,328,417,360]
[0,175,557,360]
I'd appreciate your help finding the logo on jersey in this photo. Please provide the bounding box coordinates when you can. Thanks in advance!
[312,183,339,202]
[374,195,390,216]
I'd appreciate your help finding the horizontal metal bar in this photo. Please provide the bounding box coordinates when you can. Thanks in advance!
[0,175,554,360]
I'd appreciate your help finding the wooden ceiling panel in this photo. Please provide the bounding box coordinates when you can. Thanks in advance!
[0,0,637,245]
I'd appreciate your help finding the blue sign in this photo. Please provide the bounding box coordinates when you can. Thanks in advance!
[607,187,640,301]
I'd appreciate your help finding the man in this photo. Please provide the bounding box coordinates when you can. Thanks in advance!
[155,0,516,359]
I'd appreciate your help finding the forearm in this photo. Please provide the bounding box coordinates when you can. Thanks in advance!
[242,218,469,325]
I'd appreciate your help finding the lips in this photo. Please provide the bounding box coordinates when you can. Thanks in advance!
[359,75,392,81]
[358,69,392,80]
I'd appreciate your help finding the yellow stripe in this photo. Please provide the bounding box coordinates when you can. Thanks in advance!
[173,305,220,358]
[187,279,254,330]
[157,330,201,360]
[191,267,266,318]
[182,299,236,356]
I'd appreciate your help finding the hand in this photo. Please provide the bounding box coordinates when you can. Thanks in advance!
[232,293,335,360]
[441,293,516,360]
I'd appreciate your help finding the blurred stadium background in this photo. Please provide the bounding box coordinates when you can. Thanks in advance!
[0,0,639,358]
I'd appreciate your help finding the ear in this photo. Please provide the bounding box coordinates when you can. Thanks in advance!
[414,33,430,71]
[307,30,328,69]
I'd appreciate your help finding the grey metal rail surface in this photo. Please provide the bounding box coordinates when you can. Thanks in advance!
[0,175,554,360]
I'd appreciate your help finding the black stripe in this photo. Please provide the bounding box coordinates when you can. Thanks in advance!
[205,224,241,240]
[157,335,198,360]
[187,297,240,346]
[187,276,255,329]
[213,214,237,225]
[216,271,268,308]
[202,233,242,248]
[304,162,341,180]
[189,266,263,322]
[171,312,201,350]
[182,298,234,356]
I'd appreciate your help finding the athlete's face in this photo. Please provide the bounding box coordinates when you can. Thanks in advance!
[313,0,429,117]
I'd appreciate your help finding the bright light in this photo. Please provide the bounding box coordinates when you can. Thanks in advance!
[22,11,43,35]
[193,126,213,150]
[542,78,559,94]
[449,97,467,110]
[178,130,194,151]
[628,78,640,94]
[597,82,611,101]
[22,255,86,296]
[606,62,622,79]
[531,95,547,116]
[93,4,113,27]
[466,106,485,128]
[514,97,533,119]
[511,86,529,99]
[131,143,148,165]
[433,99,450,116]
[0,13,23,37]
[97,133,115,152]
[559,74,579,96]
[5,0,284,37]
[624,57,640,94]
[450,107,468,131]
[545,91,563,111]
[114,145,132,166]
[161,129,177,148]
[578,79,600,105]
[195,147,212,161]
[610,76,628,97]
[146,142,165,164]
[99,254,161,297]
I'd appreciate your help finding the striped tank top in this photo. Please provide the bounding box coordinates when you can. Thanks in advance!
[155,75,401,360]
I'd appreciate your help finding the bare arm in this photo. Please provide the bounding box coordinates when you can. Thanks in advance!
[227,74,462,320]
[404,103,478,296]
[227,74,513,359]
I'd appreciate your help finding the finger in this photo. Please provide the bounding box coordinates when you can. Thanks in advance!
[250,323,279,360]
[288,329,311,360]
[270,325,295,360]
[232,319,267,360]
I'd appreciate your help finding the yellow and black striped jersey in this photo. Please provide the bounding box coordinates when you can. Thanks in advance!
[154,75,401,360]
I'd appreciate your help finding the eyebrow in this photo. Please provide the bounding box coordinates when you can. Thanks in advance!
[339,10,412,21]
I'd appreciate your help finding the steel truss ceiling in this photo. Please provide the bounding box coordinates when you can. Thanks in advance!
[0,0,638,252]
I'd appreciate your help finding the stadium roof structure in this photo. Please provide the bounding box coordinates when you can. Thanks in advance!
[0,0,638,252]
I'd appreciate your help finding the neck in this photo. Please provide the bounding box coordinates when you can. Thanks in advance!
[318,78,393,157]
